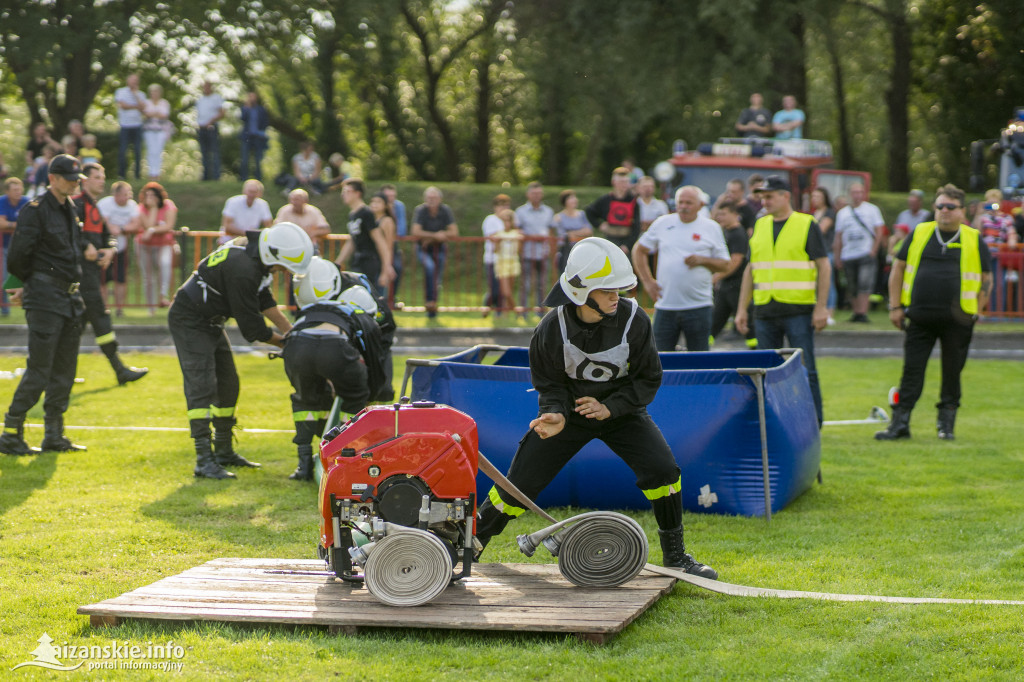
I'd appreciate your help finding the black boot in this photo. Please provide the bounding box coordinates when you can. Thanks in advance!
[40,415,86,452]
[658,526,718,580]
[214,430,260,468]
[0,413,41,456]
[116,364,148,385]
[875,405,912,441]
[103,342,148,385]
[194,437,235,479]
[937,407,957,441]
[288,444,314,481]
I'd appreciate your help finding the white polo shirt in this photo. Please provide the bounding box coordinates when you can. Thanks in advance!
[222,194,272,232]
[636,213,729,310]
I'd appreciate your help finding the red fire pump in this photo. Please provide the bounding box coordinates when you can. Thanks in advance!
[317,399,479,606]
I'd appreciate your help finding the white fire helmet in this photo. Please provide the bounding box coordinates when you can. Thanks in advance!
[338,285,378,315]
[558,237,637,305]
[258,221,313,275]
[294,256,342,308]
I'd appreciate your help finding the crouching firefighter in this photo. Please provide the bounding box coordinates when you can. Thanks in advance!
[282,256,389,481]
[474,237,718,579]
[168,221,313,479]
[338,267,397,402]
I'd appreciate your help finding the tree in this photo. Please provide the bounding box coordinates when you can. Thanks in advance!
[915,0,1024,189]
[396,0,508,180]
[847,0,913,191]
[0,1,143,134]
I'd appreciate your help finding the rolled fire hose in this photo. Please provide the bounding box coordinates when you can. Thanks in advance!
[477,453,1024,606]
[361,527,453,607]
[516,510,648,588]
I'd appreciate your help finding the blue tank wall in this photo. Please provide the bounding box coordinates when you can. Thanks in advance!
[409,348,820,516]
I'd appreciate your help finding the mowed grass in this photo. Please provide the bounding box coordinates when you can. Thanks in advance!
[1,351,1023,680]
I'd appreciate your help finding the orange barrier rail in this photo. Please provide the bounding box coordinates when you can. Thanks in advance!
[2,228,1022,319]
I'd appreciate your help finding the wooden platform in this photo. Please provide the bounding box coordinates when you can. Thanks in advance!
[78,558,676,644]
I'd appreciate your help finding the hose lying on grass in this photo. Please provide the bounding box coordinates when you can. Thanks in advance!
[479,453,1024,606]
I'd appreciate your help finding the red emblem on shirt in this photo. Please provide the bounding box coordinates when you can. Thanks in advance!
[692,233,701,241]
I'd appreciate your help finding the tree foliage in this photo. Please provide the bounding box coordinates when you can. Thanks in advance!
[0,0,143,134]
[2,0,1023,190]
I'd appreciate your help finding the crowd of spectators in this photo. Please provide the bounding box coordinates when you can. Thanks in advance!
[3,78,1024,321]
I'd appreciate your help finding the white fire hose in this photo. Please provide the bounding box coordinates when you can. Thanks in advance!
[477,453,1024,606]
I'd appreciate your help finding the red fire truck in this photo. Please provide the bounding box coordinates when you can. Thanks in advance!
[653,138,871,208]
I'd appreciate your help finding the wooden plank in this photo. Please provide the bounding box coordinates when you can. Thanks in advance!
[79,559,674,640]
[99,584,663,608]
[90,614,121,628]
[84,595,645,624]
[80,601,632,633]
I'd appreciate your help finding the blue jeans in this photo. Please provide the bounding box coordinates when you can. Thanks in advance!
[416,243,446,307]
[118,126,143,179]
[519,258,548,312]
[240,139,265,181]
[1,232,10,313]
[653,306,712,352]
[198,125,221,180]
[754,313,823,425]
[826,253,838,310]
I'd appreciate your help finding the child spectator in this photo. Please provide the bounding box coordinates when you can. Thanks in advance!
[61,134,79,158]
[494,208,523,314]
[79,134,102,164]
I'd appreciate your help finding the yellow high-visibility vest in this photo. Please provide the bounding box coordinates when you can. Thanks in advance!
[900,222,982,314]
[749,212,817,305]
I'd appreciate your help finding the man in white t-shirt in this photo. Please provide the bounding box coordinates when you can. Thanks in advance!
[834,182,885,322]
[114,73,147,179]
[635,175,668,231]
[221,179,273,244]
[632,185,730,351]
[196,81,225,181]
[481,193,512,313]
[96,180,140,315]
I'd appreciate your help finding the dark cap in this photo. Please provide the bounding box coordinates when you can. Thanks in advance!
[753,175,790,194]
[48,154,85,181]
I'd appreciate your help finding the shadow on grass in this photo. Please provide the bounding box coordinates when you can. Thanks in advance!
[0,450,57,519]
[138,467,319,550]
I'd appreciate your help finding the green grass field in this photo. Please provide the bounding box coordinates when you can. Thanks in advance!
[1,351,1023,680]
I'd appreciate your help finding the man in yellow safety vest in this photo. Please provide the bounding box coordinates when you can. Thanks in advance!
[735,175,831,426]
[875,184,991,441]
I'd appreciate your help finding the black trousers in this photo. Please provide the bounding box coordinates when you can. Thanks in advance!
[711,280,755,340]
[281,333,368,445]
[80,261,114,344]
[898,316,974,411]
[476,411,683,547]
[168,298,240,439]
[8,309,83,419]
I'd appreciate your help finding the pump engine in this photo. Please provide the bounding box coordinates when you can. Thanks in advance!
[317,400,479,606]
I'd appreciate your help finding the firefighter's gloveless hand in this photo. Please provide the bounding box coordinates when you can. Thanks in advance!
[574,396,610,421]
[530,412,566,439]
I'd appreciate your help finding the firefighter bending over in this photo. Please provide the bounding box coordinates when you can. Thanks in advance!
[168,221,313,479]
[283,257,391,481]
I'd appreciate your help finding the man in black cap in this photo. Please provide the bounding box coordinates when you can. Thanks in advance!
[735,174,831,426]
[0,154,91,455]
